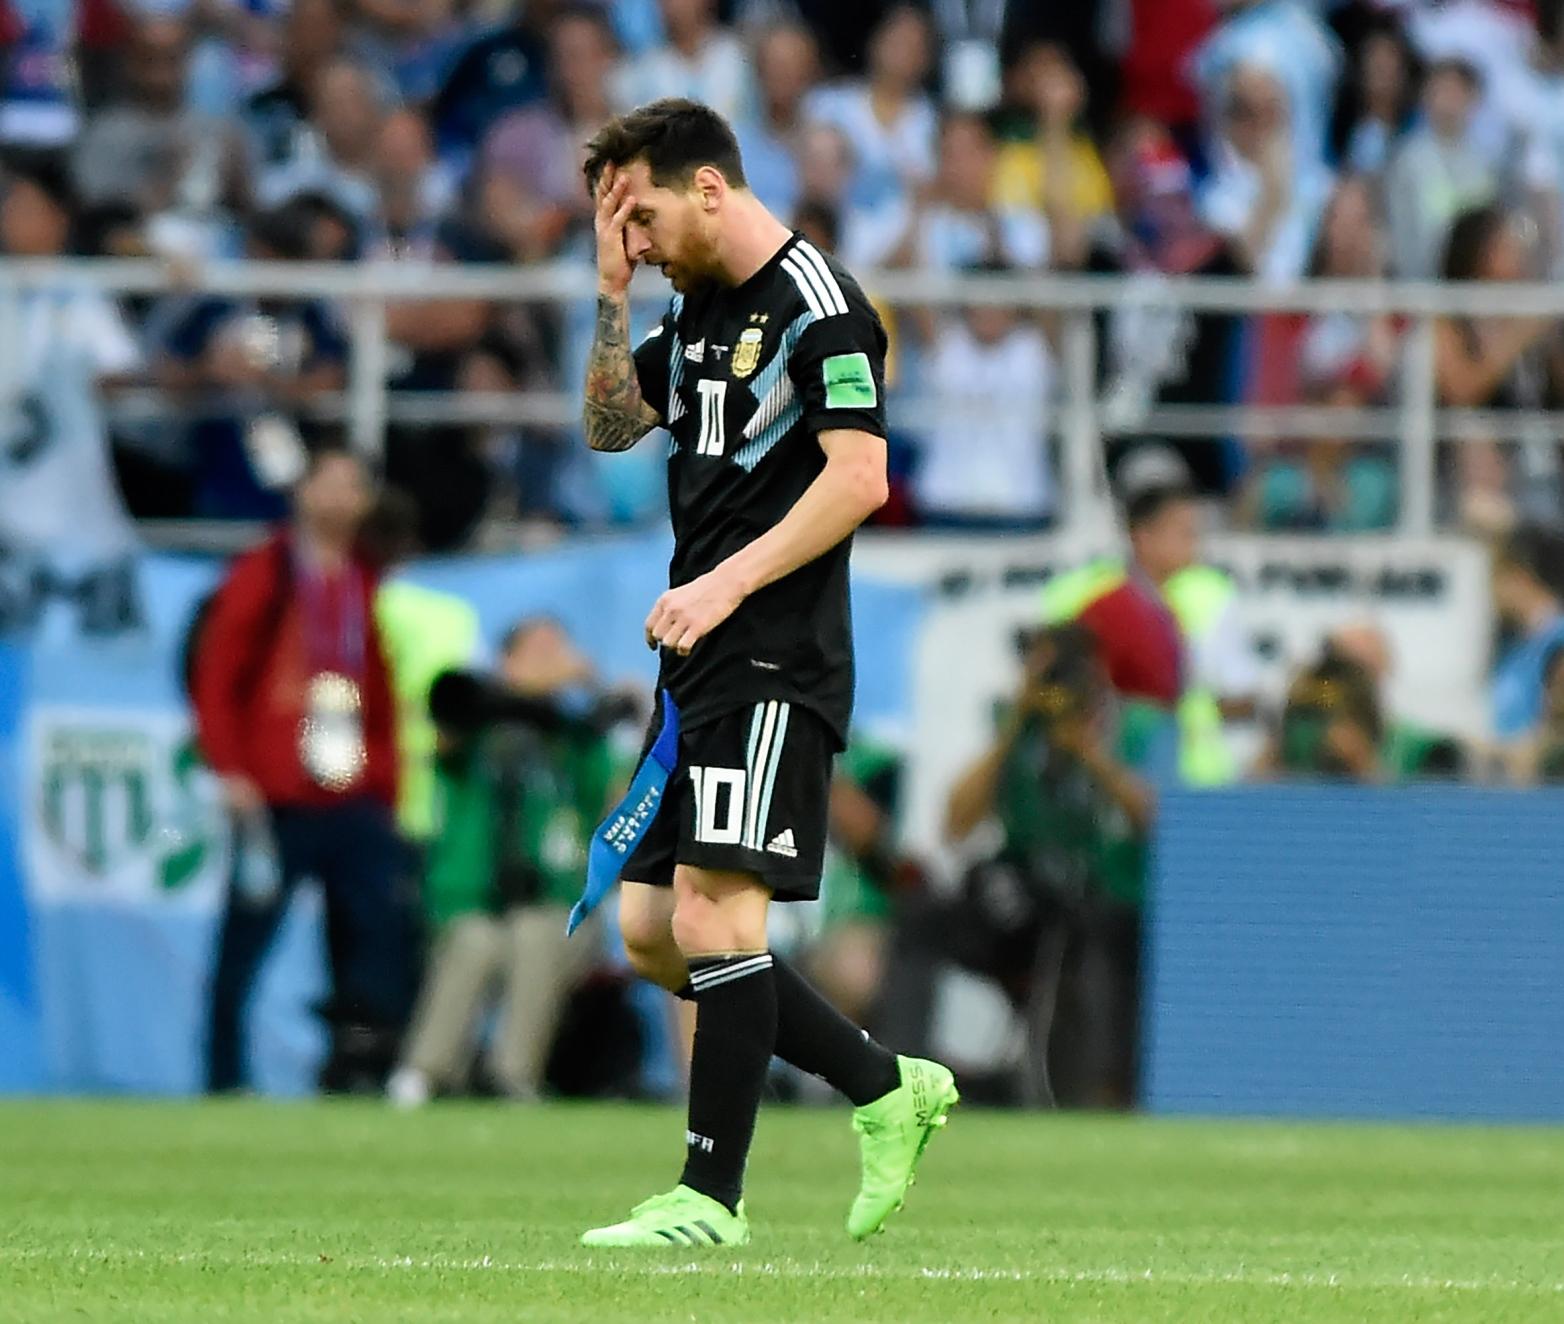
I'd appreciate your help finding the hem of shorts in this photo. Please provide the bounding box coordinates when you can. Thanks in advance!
[672,850,821,900]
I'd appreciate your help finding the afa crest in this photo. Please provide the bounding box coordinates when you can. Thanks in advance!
[730,326,764,378]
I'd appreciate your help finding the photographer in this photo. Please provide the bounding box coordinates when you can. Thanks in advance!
[387,618,630,1106]
[1263,644,1385,782]
[878,624,1169,1109]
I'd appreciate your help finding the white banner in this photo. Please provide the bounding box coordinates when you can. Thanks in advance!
[24,706,228,909]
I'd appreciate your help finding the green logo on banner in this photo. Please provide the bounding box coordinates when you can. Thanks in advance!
[822,352,876,409]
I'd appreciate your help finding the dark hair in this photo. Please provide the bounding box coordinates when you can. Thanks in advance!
[582,98,746,197]
[1328,16,1422,163]
[1126,483,1196,530]
[1440,204,1508,282]
[248,199,317,260]
[3,149,75,217]
[358,485,421,564]
[1498,524,1564,596]
[792,199,840,251]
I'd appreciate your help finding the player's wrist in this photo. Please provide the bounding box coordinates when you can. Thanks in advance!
[596,280,631,300]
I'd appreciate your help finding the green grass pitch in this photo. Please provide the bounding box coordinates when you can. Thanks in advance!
[4,1099,1562,1322]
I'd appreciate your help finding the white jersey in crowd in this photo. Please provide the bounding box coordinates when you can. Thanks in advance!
[915,320,1054,523]
[0,286,141,563]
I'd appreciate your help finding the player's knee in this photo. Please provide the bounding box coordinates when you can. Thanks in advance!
[617,894,681,986]
[670,873,768,957]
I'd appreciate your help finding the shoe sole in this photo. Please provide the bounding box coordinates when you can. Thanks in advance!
[853,1074,961,1240]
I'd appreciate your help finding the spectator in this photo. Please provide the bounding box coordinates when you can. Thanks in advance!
[990,41,1112,270]
[1039,483,1194,713]
[805,5,938,224]
[1433,206,1563,535]
[1490,524,1564,779]
[1527,638,1564,781]
[615,0,753,126]
[353,0,475,104]
[1249,176,1400,533]
[1193,0,1341,173]
[429,0,557,160]
[1091,121,1246,497]
[1384,57,1494,280]
[245,0,350,174]
[0,154,144,588]
[733,21,821,221]
[1263,641,1385,781]
[882,623,1163,1108]
[1117,0,1216,137]
[792,122,904,268]
[892,112,1048,272]
[159,202,350,520]
[366,110,494,550]
[1327,13,1421,177]
[72,14,250,261]
[479,3,620,245]
[1519,0,1564,278]
[912,263,1054,530]
[259,58,388,222]
[194,444,411,1094]
[387,618,617,1105]
[1200,61,1332,283]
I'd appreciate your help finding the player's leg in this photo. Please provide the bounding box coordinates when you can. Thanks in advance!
[617,878,686,991]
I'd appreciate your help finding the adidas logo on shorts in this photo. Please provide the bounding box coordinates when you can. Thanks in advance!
[766,828,799,859]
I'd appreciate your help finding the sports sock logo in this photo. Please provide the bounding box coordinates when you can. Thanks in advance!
[686,1130,715,1154]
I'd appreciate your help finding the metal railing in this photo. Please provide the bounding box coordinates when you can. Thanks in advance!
[6,257,1564,538]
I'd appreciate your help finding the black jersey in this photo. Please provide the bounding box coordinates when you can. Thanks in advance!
[631,233,888,747]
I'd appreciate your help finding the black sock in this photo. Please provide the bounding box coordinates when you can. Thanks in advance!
[678,952,777,1213]
[771,955,901,1107]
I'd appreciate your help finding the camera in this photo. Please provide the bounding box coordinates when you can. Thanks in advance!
[428,669,642,739]
[1278,647,1382,776]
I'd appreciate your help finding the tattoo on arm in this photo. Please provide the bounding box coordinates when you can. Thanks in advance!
[583,294,659,452]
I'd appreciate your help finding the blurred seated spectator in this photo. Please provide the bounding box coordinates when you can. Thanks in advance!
[479,3,619,246]
[1199,61,1332,283]
[1091,121,1247,497]
[792,122,904,270]
[1327,12,1420,176]
[386,617,618,1105]
[989,41,1111,270]
[1490,523,1564,780]
[880,623,1165,1108]
[733,21,821,221]
[259,57,388,222]
[1260,640,1385,781]
[352,0,475,104]
[158,201,350,520]
[911,265,1054,530]
[1040,482,1194,713]
[615,0,753,125]
[1385,57,1493,280]
[1522,0,1564,278]
[429,0,555,161]
[367,110,495,549]
[805,5,937,229]
[0,153,144,592]
[1193,0,1341,173]
[71,14,250,262]
[244,0,352,174]
[1326,621,1469,781]
[1247,177,1399,533]
[1526,639,1564,781]
[888,112,1048,273]
[1405,0,1533,164]
[1433,206,1564,535]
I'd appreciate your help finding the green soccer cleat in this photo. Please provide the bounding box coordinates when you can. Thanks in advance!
[846,1055,959,1240]
[579,1185,750,1248]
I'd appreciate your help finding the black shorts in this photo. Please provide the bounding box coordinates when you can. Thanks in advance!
[622,695,833,900]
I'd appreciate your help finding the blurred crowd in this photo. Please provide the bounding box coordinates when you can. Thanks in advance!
[10,0,1564,542]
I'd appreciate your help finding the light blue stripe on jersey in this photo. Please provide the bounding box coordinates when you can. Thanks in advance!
[730,310,814,473]
[665,294,687,427]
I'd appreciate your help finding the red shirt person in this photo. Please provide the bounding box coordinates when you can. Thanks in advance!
[193,446,409,1095]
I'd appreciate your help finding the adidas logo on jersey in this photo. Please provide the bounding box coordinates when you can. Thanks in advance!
[766,828,799,859]
[684,339,705,363]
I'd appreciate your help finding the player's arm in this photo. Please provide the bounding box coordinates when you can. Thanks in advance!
[645,431,888,653]
[584,167,661,452]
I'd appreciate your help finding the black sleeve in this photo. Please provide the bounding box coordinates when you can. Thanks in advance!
[631,303,677,423]
[787,297,889,440]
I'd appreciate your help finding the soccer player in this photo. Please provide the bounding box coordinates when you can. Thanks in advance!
[575,99,957,1248]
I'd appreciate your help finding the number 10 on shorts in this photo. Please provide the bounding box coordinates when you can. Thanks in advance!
[689,765,745,844]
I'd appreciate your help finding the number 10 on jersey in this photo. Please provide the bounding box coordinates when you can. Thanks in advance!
[695,379,727,457]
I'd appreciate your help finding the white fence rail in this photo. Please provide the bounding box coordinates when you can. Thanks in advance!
[5,257,1561,537]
